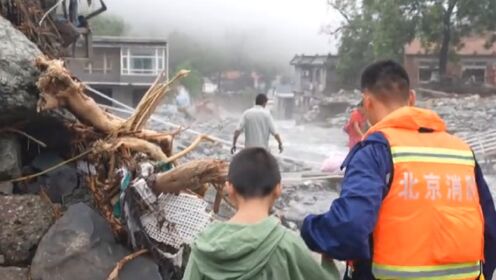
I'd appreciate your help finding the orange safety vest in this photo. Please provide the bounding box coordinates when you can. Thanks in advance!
[365,107,485,280]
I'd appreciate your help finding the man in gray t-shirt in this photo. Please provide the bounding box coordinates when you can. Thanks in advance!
[231,94,283,153]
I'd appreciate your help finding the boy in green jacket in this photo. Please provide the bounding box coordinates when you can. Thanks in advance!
[183,147,339,280]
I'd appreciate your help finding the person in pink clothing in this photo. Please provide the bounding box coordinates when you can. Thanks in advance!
[344,101,367,149]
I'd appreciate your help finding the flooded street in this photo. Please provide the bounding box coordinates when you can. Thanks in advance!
[274,120,348,166]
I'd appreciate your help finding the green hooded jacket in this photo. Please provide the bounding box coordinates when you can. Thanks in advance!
[183,216,339,280]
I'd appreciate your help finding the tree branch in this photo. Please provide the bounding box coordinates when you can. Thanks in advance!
[327,0,352,25]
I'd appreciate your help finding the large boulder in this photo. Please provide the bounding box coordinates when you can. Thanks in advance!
[31,203,162,280]
[0,15,41,125]
[0,195,54,265]
[0,266,29,280]
[0,135,21,181]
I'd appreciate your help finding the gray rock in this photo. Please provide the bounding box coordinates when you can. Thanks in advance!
[0,266,29,280]
[0,15,41,125]
[120,256,163,280]
[30,152,79,203]
[0,182,14,194]
[31,203,162,280]
[0,195,54,265]
[0,135,21,180]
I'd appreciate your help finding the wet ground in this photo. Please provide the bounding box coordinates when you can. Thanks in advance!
[151,103,496,222]
[274,120,348,165]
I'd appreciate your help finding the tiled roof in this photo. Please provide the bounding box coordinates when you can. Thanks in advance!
[290,54,337,66]
[405,35,496,56]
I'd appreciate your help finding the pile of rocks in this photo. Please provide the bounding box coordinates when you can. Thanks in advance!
[419,94,496,134]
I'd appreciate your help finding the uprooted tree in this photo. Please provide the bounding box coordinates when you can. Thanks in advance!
[33,55,230,234]
[0,1,233,278]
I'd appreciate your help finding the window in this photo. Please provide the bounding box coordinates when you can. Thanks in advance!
[462,60,486,84]
[121,47,166,75]
[418,60,438,83]
[84,53,112,74]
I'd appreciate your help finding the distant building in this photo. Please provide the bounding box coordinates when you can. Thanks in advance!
[404,36,496,87]
[217,70,265,93]
[65,36,169,107]
[290,54,338,96]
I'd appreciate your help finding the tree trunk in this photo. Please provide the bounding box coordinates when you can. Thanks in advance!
[150,159,228,195]
[438,0,457,77]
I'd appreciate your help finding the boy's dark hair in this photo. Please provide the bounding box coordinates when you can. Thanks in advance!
[255,94,268,106]
[361,60,410,102]
[228,147,281,198]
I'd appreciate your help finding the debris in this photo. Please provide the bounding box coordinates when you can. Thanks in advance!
[4,149,92,184]
[26,54,231,280]
[150,160,227,194]
[107,249,149,280]
[0,0,63,57]
[0,128,47,148]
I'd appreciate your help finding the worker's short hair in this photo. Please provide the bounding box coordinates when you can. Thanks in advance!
[228,147,281,199]
[255,94,268,106]
[361,60,410,103]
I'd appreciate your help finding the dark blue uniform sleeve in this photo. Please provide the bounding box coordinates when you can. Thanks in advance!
[300,135,392,260]
[475,163,496,280]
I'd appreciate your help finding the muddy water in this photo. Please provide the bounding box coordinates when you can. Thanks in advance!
[274,120,348,165]
[273,120,347,222]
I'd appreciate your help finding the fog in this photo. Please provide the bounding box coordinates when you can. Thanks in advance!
[98,0,341,68]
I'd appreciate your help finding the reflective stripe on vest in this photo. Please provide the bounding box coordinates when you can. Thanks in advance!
[366,108,484,280]
[391,146,475,166]
[372,261,481,280]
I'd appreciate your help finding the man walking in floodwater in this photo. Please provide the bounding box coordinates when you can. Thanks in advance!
[231,94,283,154]
[301,60,496,280]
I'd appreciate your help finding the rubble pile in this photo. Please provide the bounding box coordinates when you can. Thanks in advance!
[299,89,361,127]
[419,94,496,134]
[296,89,496,135]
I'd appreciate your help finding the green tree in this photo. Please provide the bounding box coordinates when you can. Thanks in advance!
[326,0,415,86]
[328,0,496,84]
[89,14,127,36]
[414,0,496,76]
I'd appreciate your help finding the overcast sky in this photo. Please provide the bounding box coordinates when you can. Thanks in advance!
[100,0,341,64]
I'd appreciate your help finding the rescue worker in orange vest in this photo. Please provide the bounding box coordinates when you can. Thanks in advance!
[301,60,496,279]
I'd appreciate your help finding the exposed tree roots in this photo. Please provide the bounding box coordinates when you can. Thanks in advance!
[34,56,229,236]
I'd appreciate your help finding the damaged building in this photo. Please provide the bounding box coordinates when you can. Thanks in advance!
[290,54,338,96]
[404,36,496,88]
